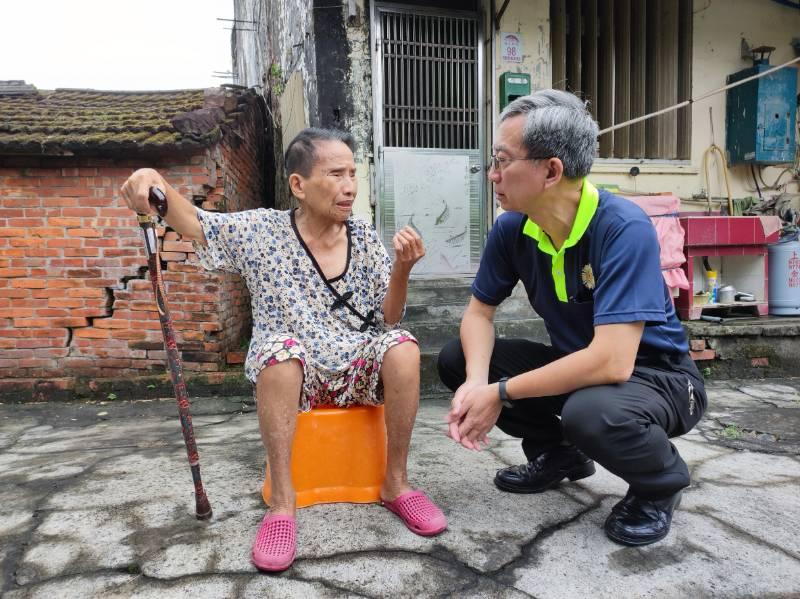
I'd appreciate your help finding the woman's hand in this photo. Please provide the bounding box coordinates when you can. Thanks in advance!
[120,168,166,215]
[119,168,205,242]
[392,226,425,271]
[382,226,424,325]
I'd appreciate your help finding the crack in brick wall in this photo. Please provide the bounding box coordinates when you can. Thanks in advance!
[0,97,267,398]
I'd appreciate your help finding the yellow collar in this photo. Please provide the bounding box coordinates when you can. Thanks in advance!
[522,179,599,255]
[521,179,599,302]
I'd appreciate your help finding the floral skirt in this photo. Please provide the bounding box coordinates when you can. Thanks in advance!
[252,329,417,411]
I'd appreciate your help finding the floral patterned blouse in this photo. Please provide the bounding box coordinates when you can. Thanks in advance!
[192,208,405,385]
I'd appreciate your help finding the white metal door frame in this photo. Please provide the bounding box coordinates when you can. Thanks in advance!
[370,1,486,277]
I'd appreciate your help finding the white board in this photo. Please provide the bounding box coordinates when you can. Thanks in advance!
[390,152,471,273]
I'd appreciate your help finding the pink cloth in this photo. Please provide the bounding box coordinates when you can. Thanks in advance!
[759,215,782,240]
[622,194,689,294]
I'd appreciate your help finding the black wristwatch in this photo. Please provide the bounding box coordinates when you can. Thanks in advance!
[498,377,513,408]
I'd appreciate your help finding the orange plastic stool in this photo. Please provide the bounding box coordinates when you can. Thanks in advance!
[262,404,387,508]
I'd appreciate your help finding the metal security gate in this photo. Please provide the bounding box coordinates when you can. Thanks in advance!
[371,3,485,277]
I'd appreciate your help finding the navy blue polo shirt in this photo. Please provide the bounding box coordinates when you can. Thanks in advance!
[472,181,688,356]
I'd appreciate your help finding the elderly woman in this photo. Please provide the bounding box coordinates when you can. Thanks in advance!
[120,128,446,572]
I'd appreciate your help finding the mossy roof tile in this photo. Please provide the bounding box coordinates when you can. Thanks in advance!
[0,84,254,155]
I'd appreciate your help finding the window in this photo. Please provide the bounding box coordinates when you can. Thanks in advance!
[550,0,692,160]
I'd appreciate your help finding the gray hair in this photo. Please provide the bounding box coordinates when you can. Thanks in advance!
[500,90,598,179]
[285,127,356,177]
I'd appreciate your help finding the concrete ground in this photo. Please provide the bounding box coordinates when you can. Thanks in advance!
[1,379,799,598]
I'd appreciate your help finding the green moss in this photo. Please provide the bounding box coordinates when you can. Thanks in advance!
[743,345,777,359]
[722,424,741,440]
[0,89,216,151]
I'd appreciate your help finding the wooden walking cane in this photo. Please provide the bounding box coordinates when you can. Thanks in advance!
[137,186,212,520]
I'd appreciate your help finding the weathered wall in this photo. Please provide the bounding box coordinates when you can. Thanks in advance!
[233,0,318,117]
[233,0,316,210]
[0,101,266,400]
[279,70,310,154]
[491,1,551,93]
[233,0,375,217]
[487,0,800,204]
[342,0,374,217]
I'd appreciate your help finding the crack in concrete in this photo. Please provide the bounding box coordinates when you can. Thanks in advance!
[713,417,781,440]
[491,497,606,585]
[684,438,748,482]
[11,557,517,599]
[233,569,370,597]
[692,506,800,563]
[5,383,800,596]
[2,452,64,595]
[411,419,449,435]
[0,417,54,594]
[286,570,389,597]
[0,422,45,452]
[687,477,800,489]
[253,546,537,597]
[676,435,732,451]
[697,419,797,455]
[481,440,520,467]
[11,443,156,456]
[192,413,243,427]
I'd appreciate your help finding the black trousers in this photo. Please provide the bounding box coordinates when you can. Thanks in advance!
[437,338,707,498]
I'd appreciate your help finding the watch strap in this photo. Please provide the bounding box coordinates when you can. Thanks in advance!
[498,376,513,408]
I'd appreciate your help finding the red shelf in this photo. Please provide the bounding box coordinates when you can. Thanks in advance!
[676,217,780,320]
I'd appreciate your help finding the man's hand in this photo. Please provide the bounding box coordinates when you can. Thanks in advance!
[446,380,499,450]
[120,168,166,215]
[446,380,482,444]
[392,226,425,271]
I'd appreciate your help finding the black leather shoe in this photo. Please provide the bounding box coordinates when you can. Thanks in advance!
[604,489,683,546]
[494,445,596,493]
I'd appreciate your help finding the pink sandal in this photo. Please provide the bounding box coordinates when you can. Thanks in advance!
[251,513,297,572]
[382,490,447,537]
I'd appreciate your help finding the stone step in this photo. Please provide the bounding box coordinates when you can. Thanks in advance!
[404,295,535,323]
[417,320,550,394]
[421,352,450,395]
[410,317,548,353]
[406,277,473,306]
[405,279,535,324]
[405,278,546,394]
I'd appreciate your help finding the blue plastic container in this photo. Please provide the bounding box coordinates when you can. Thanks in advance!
[768,239,800,315]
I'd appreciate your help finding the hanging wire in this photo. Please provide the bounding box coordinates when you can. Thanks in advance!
[598,55,800,137]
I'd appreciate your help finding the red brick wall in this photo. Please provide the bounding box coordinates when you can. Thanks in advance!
[0,103,266,399]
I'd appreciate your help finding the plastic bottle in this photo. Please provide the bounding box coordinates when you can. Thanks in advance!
[706,270,718,303]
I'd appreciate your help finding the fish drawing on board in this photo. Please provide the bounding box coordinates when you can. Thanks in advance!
[446,228,467,246]
[435,203,450,225]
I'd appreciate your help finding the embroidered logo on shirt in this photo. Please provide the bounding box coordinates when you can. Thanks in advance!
[581,264,595,290]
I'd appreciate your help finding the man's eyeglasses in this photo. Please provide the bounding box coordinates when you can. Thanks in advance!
[487,154,548,172]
